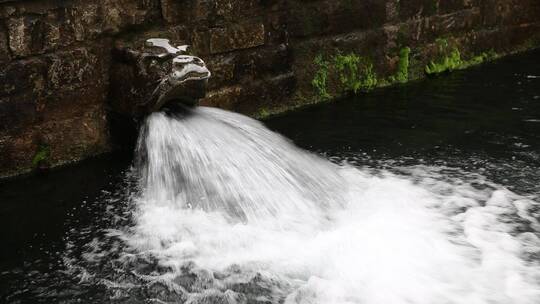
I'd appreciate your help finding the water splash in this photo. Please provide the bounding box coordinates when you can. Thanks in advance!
[92,107,540,303]
[135,107,346,223]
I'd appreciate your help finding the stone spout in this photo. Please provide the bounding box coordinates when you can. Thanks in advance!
[110,38,211,118]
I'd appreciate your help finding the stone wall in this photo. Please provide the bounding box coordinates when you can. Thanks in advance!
[1,0,539,178]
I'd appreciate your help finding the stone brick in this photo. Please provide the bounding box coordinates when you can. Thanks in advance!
[213,0,262,25]
[386,0,400,23]
[200,85,243,109]
[0,104,109,178]
[201,72,295,114]
[0,58,46,97]
[439,0,477,14]
[398,0,440,21]
[234,44,291,79]
[336,0,387,32]
[46,48,101,90]
[0,24,11,62]
[7,15,46,57]
[0,96,38,134]
[287,4,329,38]
[288,0,387,38]
[0,58,46,135]
[161,0,211,24]
[206,55,236,89]
[41,104,109,165]
[192,28,211,54]
[411,8,483,43]
[0,128,36,178]
[205,44,291,89]
[100,0,161,34]
[43,10,61,51]
[63,2,101,42]
[477,0,540,28]
[161,0,267,26]
[209,23,265,54]
[499,0,540,25]
[42,47,108,121]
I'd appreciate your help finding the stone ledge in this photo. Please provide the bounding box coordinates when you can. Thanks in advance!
[200,72,296,115]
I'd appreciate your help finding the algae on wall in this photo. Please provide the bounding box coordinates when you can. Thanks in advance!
[424,39,498,76]
[310,46,413,101]
[390,47,411,83]
[307,37,505,104]
[311,52,379,101]
[32,145,50,168]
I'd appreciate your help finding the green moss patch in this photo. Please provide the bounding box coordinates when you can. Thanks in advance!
[312,52,378,100]
[32,144,50,168]
[389,47,411,83]
[425,39,497,75]
[312,54,332,100]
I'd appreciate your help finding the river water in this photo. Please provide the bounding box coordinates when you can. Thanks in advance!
[1,50,540,304]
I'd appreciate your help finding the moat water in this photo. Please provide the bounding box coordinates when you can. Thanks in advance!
[1,50,540,304]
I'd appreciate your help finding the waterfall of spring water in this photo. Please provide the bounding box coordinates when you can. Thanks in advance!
[135,106,346,224]
[120,106,540,304]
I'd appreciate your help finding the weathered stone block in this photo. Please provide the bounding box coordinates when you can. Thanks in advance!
[161,0,211,24]
[100,0,161,34]
[234,44,291,79]
[213,0,262,25]
[439,0,477,14]
[42,47,108,121]
[0,24,11,62]
[386,0,400,23]
[0,97,38,134]
[398,0,440,21]
[333,0,388,32]
[209,23,265,54]
[265,11,288,45]
[0,129,36,178]
[43,10,61,51]
[288,0,387,38]
[43,104,109,164]
[200,85,243,109]
[497,0,540,25]
[192,28,211,54]
[205,44,291,89]
[40,84,107,123]
[63,2,101,43]
[287,4,329,38]
[0,58,46,99]
[418,8,483,43]
[201,72,295,115]
[206,55,236,89]
[7,15,45,57]
[0,103,109,178]
[46,48,101,90]
[161,0,272,26]
[477,0,539,28]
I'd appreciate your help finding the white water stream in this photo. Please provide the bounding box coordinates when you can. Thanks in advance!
[122,106,540,304]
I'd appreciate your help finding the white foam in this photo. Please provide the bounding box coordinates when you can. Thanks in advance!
[124,107,540,304]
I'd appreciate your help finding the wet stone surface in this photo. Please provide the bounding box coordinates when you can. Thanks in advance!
[0,0,539,177]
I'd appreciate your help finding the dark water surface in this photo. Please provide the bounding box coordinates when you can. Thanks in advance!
[267,50,540,195]
[1,49,540,303]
